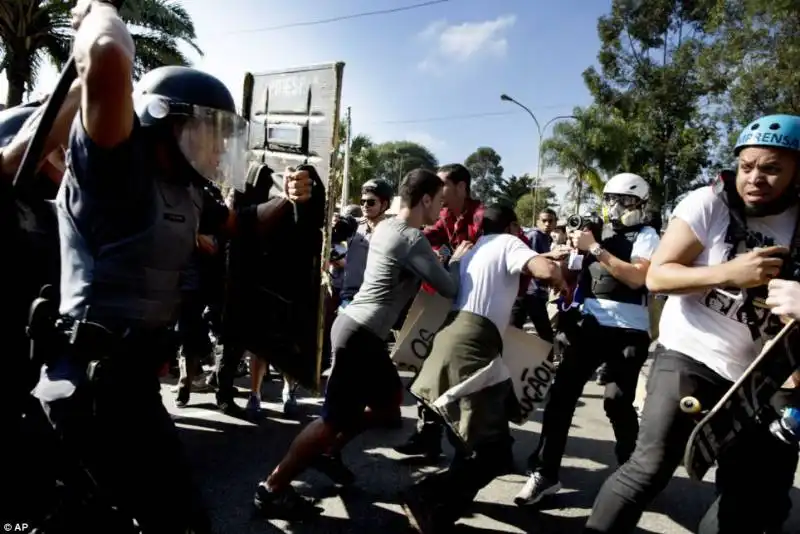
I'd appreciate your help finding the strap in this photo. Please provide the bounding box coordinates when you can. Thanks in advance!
[717,170,800,341]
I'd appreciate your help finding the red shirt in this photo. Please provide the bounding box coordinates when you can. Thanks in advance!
[421,198,484,294]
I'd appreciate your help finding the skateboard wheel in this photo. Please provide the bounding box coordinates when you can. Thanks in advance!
[680,396,702,414]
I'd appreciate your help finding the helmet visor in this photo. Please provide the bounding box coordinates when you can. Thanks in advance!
[175,105,249,192]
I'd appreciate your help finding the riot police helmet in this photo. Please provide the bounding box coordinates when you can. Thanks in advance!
[133,66,249,191]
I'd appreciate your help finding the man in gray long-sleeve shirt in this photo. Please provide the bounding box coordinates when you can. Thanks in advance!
[253,169,471,518]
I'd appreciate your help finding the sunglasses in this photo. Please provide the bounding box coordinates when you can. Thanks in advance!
[361,198,377,207]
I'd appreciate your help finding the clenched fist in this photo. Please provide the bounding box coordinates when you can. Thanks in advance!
[283,167,313,203]
[766,279,800,321]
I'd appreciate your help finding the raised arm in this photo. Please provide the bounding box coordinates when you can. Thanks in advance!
[72,1,135,148]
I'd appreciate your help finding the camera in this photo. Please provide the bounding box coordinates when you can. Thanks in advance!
[566,212,603,241]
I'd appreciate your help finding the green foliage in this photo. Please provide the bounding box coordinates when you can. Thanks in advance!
[495,173,536,206]
[0,0,202,107]
[464,147,505,204]
[545,0,719,211]
[514,188,557,228]
[698,0,800,165]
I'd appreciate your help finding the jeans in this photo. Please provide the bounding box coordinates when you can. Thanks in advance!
[585,346,798,534]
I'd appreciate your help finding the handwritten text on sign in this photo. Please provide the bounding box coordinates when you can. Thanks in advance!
[392,290,555,421]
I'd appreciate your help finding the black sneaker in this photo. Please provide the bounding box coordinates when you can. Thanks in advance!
[176,387,190,408]
[393,429,442,462]
[215,397,245,417]
[311,453,355,487]
[253,483,319,520]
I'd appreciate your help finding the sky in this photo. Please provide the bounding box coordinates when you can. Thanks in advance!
[0,0,611,205]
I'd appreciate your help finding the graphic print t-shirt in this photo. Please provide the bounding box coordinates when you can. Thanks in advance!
[658,186,797,382]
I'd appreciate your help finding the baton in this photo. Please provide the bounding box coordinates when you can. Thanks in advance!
[12,0,125,190]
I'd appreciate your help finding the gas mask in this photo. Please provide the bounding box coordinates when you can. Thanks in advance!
[603,194,645,229]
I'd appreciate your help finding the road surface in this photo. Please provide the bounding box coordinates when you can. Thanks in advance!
[164,367,800,534]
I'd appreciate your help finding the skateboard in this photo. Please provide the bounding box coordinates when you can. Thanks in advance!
[682,319,800,481]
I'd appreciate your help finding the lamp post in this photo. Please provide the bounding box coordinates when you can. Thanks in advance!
[500,93,575,226]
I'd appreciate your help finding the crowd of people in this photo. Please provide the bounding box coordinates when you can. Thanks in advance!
[2,2,800,533]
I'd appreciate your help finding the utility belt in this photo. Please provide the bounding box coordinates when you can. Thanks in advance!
[28,287,178,379]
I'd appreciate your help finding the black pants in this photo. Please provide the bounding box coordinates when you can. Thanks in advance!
[418,434,514,523]
[215,341,244,403]
[531,314,650,479]
[177,290,211,367]
[511,294,554,343]
[585,346,798,534]
[41,357,210,533]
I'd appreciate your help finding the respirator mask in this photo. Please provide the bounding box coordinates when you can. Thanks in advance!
[603,194,645,229]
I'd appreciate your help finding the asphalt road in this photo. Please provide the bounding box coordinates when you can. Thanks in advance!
[164,366,800,534]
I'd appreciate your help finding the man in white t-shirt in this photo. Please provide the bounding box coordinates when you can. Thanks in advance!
[403,204,563,533]
[517,173,660,506]
[585,114,800,534]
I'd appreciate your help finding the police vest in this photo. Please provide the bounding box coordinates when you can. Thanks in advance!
[57,163,201,330]
[579,226,649,306]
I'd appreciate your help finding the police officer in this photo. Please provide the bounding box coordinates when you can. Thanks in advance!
[515,173,660,506]
[31,2,317,532]
[0,91,81,532]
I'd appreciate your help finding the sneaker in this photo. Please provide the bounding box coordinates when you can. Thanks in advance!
[246,394,262,416]
[514,472,561,506]
[282,383,299,416]
[253,483,319,520]
[175,387,190,408]
[393,429,442,462]
[310,453,355,487]
[216,397,245,417]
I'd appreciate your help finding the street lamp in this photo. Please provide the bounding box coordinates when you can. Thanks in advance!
[500,93,576,225]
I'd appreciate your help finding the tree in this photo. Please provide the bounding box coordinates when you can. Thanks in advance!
[514,188,557,228]
[372,141,438,189]
[0,0,202,107]
[698,0,800,166]
[464,147,504,204]
[581,0,716,209]
[541,105,619,209]
[495,173,535,206]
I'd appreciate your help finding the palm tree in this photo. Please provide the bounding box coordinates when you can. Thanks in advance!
[0,0,202,108]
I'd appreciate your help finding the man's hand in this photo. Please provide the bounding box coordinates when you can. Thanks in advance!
[544,246,571,261]
[573,229,597,252]
[71,0,116,29]
[722,246,787,289]
[766,279,800,321]
[451,241,473,262]
[283,167,313,203]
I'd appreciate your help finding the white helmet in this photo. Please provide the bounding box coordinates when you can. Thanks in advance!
[603,173,649,201]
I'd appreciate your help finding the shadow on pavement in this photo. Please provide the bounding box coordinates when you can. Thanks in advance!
[167,372,800,534]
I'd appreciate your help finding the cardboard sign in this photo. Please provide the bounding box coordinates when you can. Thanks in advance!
[392,290,556,421]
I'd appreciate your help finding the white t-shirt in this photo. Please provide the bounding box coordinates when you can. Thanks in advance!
[453,233,537,335]
[658,186,798,382]
[583,226,660,332]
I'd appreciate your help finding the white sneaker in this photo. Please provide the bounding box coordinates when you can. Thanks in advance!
[514,472,561,506]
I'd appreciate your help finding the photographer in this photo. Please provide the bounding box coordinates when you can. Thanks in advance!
[516,173,659,506]
[584,115,800,534]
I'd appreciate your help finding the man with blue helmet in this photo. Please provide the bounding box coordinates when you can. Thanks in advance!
[584,114,800,533]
